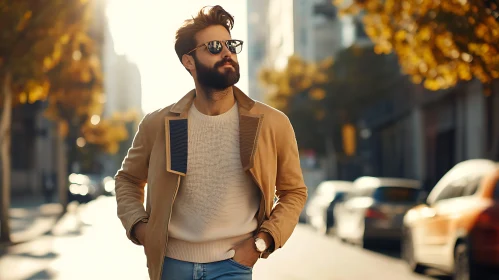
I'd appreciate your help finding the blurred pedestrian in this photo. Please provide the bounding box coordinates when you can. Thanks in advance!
[114,5,307,280]
[41,170,55,203]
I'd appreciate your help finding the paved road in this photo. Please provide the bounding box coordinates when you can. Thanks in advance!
[0,196,450,280]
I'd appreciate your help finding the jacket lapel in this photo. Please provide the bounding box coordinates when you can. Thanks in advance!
[164,87,262,175]
[164,90,195,176]
[234,88,264,171]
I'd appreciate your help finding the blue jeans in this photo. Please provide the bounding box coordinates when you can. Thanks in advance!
[161,257,253,280]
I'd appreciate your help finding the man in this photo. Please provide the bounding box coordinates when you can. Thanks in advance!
[115,5,307,280]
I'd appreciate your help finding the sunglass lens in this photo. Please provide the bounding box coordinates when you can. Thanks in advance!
[207,41,223,54]
[227,40,243,54]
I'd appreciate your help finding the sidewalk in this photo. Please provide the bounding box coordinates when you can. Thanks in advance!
[0,196,148,280]
[1,196,64,249]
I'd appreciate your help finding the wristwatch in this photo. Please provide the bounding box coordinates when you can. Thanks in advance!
[254,237,267,254]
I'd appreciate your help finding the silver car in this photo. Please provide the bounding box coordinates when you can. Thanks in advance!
[305,180,353,234]
[334,176,422,248]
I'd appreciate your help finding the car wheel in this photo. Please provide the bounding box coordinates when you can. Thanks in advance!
[454,242,484,280]
[402,228,425,274]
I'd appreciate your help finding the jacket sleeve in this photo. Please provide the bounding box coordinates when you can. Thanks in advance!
[114,114,151,245]
[259,115,308,257]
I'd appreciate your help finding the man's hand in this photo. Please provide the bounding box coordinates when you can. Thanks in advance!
[231,237,260,268]
[132,221,148,246]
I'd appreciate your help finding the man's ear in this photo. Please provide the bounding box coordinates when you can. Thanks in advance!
[182,54,195,72]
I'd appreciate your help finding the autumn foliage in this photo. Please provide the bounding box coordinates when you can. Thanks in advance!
[259,55,332,112]
[339,0,499,91]
[0,0,128,153]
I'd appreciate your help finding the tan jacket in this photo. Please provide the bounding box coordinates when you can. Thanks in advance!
[115,87,308,280]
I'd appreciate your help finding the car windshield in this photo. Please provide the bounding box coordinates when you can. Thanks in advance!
[372,186,420,203]
[335,192,347,201]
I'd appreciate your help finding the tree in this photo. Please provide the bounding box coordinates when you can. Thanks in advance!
[259,55,332,152]
[337,0,499,91]
[259,44,406,178]
[0,1,128,243]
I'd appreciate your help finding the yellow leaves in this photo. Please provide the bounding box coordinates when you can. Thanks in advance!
[411,75,423,84]
[59,121,69,138]
[395,30,407,41]
[18,80,50,104]
[260,54,331,109]
[457,62,472,80]
[81,115,129,154]
[43,57,53,71]
[374,44,391,54]
[339,4,362,16]
[314,72,329,84]
[318,56,334,70]
[60,34,70,44]
[475,24,488,38]
[309,88,326,101]
[16,10,32,31]
[80,69,92,82]
[333,0,344,6]
[423,79,441,91]
[19,92,27,104]
[345,0,499,91]
[28,83,47,103]
[417,27,432,41]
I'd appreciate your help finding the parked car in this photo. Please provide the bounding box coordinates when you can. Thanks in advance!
[306,180,353,234]
[67,173,101,203]
[102,176,116,196]
[402,159,499,279]
[335,176,422,248]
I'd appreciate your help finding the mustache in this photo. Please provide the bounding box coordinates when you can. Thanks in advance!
[215,57,238,68]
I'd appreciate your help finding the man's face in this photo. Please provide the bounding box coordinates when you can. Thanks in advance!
[190,25,240,91]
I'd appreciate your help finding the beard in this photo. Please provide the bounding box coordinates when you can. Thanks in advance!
[195,56,240,91]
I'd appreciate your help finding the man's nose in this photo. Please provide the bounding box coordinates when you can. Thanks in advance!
[220,43,232,57]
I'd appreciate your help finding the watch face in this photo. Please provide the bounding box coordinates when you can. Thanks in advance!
[256,238,266,252]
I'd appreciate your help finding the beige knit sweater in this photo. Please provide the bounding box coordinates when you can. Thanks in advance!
[166,102,261,263]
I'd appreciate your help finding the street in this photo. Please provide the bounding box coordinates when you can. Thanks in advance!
[1,196,449,280]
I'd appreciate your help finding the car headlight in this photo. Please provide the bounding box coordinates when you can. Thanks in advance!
[104,180,115,192]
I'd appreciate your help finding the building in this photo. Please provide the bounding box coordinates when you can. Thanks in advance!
[247,0,363,101]
[102,21,142,117]
[9,102,58,196]
[247,0,320,101]
[353,79,499,190]
[100,8,143,176]
[246,0,269,101]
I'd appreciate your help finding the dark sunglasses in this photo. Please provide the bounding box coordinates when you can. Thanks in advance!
[187,40,244,55]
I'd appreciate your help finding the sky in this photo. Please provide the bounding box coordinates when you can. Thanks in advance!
[105,0,249,114]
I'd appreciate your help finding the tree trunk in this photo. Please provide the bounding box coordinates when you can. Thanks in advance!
[0,72,13,243]
[56,121,68,212]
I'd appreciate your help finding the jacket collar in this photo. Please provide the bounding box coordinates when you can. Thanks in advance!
[169,86,256,115]
[164,86,262,176]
